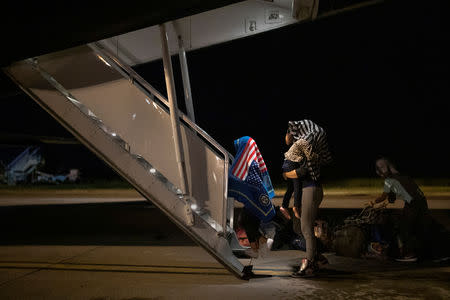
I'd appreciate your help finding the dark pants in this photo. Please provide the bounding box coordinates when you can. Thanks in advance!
[281,159,302,209]
[399,197,430,257]
[238,208,261,243]
[282,178,302,209]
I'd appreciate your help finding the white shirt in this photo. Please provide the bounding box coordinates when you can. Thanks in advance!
[384,177,414,203]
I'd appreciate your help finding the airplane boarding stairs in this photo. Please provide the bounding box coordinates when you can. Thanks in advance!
[5,146,42,185]
[4,43,251,278]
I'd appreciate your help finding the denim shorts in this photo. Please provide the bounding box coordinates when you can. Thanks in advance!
[282,159,300,173]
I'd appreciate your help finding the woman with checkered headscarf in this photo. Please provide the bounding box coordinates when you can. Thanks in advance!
[284,120,332,278]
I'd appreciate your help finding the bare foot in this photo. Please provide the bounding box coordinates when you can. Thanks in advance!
[280,207,291,220]
[293,206,301,219]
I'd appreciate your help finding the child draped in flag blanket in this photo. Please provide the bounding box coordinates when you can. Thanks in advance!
[228,136,276,258]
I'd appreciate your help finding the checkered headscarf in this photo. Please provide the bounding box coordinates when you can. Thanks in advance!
[287,120,332,181]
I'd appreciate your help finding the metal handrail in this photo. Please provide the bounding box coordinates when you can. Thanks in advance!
[89,43,231,161]
[6,147,31,170]
[88,43,168,106]
[89,42,233,233]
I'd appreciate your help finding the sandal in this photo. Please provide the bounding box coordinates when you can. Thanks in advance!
[291,258,318,278]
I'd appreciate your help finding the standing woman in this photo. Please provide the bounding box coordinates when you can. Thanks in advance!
[284,120,332,278]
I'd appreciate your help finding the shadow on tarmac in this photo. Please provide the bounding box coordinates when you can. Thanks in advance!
[0,200,449,290]
[0,201,195,246]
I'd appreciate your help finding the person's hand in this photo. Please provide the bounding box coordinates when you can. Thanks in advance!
[379,199,389,208]
[366,200,375,207]
[314,224,322,238]
[367,199,389,208]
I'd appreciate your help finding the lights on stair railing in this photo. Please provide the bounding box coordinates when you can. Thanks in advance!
[67,96,78,103]
[149,168,156,174]
[97,55,111,67]
[111,132,117,137]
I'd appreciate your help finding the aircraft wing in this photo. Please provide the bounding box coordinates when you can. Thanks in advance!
[1,0,384,67]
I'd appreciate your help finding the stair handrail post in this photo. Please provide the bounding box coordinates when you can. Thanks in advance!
[172,20,196,123]
[159,23,193,225]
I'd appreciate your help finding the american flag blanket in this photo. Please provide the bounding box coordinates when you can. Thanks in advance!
[230,136,275,198]
[287,120,332,181]
[228,136,275,222]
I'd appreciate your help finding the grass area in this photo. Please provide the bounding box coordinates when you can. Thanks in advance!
[275,178,450,196]
[1,178,449,196]
[0,179,133,191]
[325,177,449,188]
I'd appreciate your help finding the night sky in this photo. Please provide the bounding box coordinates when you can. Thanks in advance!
[1,1,449,183]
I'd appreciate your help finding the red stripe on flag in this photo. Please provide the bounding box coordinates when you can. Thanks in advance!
[233,144,251,178]
[237,148,256,179]
[232,138,268,179]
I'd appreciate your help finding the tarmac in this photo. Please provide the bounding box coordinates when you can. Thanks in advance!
[0,190,449,299]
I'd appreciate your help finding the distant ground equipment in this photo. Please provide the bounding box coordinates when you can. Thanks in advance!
[1,146,80,185]
[36,169,80,184]
[4,146,42,185]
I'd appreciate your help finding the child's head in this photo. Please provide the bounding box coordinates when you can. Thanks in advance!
[375,157,399,178]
